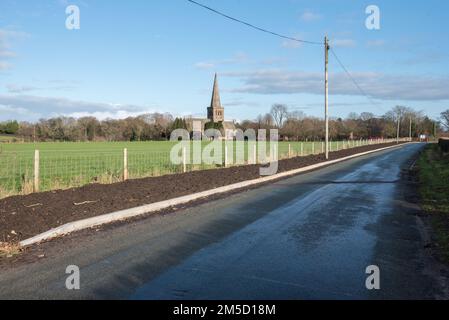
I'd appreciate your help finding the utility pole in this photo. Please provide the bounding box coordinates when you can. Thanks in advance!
[396,116,401,144]
[409,117,412,142]
[434,121,437,139]
[324,36,329,159]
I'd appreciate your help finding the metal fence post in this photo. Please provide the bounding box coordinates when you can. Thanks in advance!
[34,150,39,192]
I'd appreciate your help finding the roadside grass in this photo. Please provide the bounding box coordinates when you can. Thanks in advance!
[0,242,22,258]
[417,144,449,262]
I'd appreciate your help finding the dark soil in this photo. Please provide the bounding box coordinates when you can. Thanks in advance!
[0,143,402,243]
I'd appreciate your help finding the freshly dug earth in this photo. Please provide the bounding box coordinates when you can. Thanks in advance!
[0,143,402,243]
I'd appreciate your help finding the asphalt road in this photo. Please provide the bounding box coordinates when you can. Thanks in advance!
[1,143,447,299]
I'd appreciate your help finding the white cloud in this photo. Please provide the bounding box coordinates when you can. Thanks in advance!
[366,40,385,48]
[0,28,28,71]
[0,49,15,58]
[0,61,11,70]
[332,39,356,48]
[62,110,156,121]
[281,39,302,49]
[5,82,77,93]
[223,69,449,101]
[300,11,322,22]
[0,104,41,120]
[194,53,251,69]
[0,94,159,121]
[6,84,39,93]
[194,62,215,70]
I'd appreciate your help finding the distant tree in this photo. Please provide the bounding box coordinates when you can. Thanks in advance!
[441,110,449,131]
[347,112,359,120]
[204,121,223,131]
[270,104,288,128]
[171,117,187,131]
[0,120,19,134]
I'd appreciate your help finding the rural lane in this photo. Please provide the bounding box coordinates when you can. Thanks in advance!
[1,143,448,299]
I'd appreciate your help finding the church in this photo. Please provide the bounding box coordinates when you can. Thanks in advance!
[188,73,236,140]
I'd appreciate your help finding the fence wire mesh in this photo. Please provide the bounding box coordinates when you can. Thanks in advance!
[0,139,400,198]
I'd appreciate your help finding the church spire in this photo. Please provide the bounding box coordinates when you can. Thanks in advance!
[207,73,224,122]
[210,73,222,109]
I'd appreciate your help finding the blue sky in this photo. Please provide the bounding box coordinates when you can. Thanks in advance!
[0,0,448,122]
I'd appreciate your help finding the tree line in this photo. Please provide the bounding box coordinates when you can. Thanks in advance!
[239,105,445,141]
[1,106,447,142]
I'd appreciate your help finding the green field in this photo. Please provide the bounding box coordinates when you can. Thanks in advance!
[0,139,372,198]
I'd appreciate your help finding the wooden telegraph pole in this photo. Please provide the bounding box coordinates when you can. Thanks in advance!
[409,117,412,141]
[324,36,330,159]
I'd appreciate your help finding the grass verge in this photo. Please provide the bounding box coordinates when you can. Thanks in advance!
[417,144,449,262]
[0,242,22,258]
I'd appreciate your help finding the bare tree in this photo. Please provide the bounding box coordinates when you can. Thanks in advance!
[441,110,449,130]
[270,104,288,128]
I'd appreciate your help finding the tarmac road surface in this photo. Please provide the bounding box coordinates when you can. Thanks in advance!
[1,143,447,299]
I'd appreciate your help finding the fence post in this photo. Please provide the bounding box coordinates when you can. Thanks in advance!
[123,148,128,181]
[34,150,39,192]
[301,143,304,156]
[321,141,324,154]
[182,146,187,173]
[312,142,315,155]
[225,144,228,167]
[253,144,257,164]
[288,144,291,158]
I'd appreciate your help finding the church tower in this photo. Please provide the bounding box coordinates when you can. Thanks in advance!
[207,73,224,123]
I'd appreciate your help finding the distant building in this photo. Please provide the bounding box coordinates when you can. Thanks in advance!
[187,73,236,140]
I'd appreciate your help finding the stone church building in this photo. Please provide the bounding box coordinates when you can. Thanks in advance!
[188,74,236,140]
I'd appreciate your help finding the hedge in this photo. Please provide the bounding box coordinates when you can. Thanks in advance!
[439,138,449,153]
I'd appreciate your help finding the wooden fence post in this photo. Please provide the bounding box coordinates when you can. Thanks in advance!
[123,148,128,181]
[312,142,315,155]
[182,146,187,173]
[34,150,39,192]
[253,145,257,165]
[288,144,291,158]
[224,144,228,167]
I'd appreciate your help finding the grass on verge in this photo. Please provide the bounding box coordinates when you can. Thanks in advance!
[0,242,22,258]
[417,144,449,262]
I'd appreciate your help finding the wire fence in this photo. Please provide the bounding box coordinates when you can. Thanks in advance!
[0,139,404,198]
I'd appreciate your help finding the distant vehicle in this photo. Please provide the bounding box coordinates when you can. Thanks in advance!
[419,134,428,142]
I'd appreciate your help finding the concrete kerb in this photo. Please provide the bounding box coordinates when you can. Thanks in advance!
[19,143,414,247]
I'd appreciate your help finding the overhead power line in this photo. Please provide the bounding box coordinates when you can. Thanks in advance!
[186,0,322,45]
[330,48,383,110]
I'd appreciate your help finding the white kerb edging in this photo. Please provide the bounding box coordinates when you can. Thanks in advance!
[20,143,411,247]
